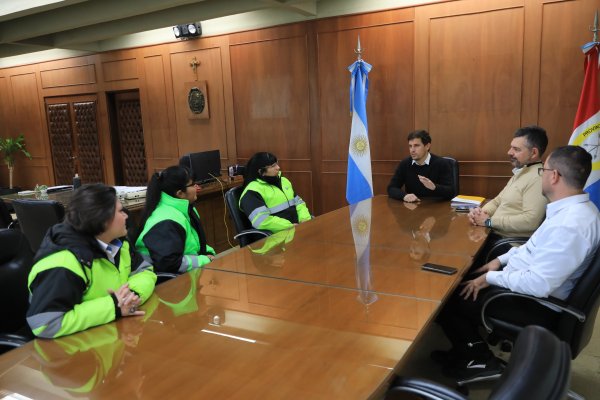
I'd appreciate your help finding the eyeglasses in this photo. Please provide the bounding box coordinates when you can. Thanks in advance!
[537,167,561,177]
[186,182,198,188]
[266,162,279,169]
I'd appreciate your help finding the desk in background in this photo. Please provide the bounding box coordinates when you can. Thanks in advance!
[0,176,242,253]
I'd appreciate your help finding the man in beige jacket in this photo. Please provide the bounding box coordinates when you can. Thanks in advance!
[469,126,548,239]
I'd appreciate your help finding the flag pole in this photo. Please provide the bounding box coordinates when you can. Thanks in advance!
[590,10,598,43]
[354,35,362,61]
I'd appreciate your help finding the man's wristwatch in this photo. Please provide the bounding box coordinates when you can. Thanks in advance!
[484,218,492,228]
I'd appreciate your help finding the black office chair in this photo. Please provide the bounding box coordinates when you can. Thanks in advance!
[0,200,17,229]
[484,236,528,263]
[443,157,459,198]
[460,246,600,399]
[12,199,65,254]
[0,229,35,354]
[224,186,270,247]
[386,325,571,400]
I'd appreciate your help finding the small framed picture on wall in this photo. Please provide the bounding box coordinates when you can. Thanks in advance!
[185,81,209,119]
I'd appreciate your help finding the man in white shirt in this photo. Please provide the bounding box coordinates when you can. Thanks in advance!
[434,145,600,380]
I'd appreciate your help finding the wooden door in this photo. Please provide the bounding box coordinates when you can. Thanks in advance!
[45,95,104,185]
[109,91,147,186]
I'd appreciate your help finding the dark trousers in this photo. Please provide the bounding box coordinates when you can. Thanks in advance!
[436,279,561,361]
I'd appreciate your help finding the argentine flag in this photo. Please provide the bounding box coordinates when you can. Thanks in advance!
[569,42,600,209]
[350,198,377,306]
[346,59,373,205]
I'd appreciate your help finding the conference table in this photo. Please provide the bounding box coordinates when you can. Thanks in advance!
[0,196,488,399]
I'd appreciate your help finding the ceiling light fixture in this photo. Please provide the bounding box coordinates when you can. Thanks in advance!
[173,22,202,39]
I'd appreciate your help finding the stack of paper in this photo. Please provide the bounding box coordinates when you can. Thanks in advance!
[114,186,147,200]
[451,195,485,209]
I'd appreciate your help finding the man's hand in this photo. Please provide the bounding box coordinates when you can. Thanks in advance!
[468,207,489,226]
[403,193,420,203]
[473,258,502,274]
[468,207,481,219]
[418,175,436,191]
[459,273,490,301]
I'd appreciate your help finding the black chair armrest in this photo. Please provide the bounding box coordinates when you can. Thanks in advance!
[386,376,467,400]
[480,287,586,333]
[0,333,30,349]
[233,229,271,240]
[485,237,528,263]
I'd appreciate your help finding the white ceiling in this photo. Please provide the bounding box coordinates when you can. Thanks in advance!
[0,0,444,67]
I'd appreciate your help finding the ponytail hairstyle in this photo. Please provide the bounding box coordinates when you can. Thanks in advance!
[243,152,278,188]
[130,165,192,244]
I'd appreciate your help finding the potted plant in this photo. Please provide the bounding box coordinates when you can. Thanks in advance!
[0,134,32,189]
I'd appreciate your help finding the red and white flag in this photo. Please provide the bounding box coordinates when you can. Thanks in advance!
[568,43,600,208]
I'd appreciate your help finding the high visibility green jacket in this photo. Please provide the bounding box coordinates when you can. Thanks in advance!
[27,223,156,339]
[240,175,311,233]
[33,324,124,395]
[136,192,215,274]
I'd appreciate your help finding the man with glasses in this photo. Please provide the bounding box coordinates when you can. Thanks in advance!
[469,126,548,238]
[433,145,600,381]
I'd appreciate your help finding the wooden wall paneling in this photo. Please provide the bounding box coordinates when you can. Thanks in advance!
[0,76,14,186]
[102,58,138,82]
[317,22,416,162]
[537,0,600,152]
[316,16,415,212]
[415,0,525,197]
[11,72,53,188]
[93,96,116,185]
[320,171,348,213]
[283,169,314,215]
[228,23,308,46]
[170,46,228,164]
[100,49,141,93]
[167,35,236,169]
[306,22,323,214]
[230,28,311,160]
[40,64,97,89]
[520,0,543,125]
[426,5,525,160]
[218,36,239,169]
[0,77,13,138]
[139,49,179,173]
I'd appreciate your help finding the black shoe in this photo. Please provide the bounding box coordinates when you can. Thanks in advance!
[442,355,505,381]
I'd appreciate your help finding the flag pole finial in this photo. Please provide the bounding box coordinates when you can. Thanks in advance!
[591,9,599,43]
[354,35,363,61]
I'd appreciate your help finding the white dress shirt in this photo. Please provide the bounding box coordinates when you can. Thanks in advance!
[96,238,123,264]
[411,153,431,166]
[486,193,600,300]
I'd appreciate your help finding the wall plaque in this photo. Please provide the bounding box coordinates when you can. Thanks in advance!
[185,81,209,119]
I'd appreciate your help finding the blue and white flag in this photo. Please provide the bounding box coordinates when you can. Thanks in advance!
[346,59,373,205]
[350,198,377,306]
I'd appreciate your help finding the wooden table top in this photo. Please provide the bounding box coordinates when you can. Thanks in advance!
[206,196,488,301]
[0,195,486,399]
[0,269,439,399]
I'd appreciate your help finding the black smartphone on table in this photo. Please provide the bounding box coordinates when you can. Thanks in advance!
[421,263,457,275]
